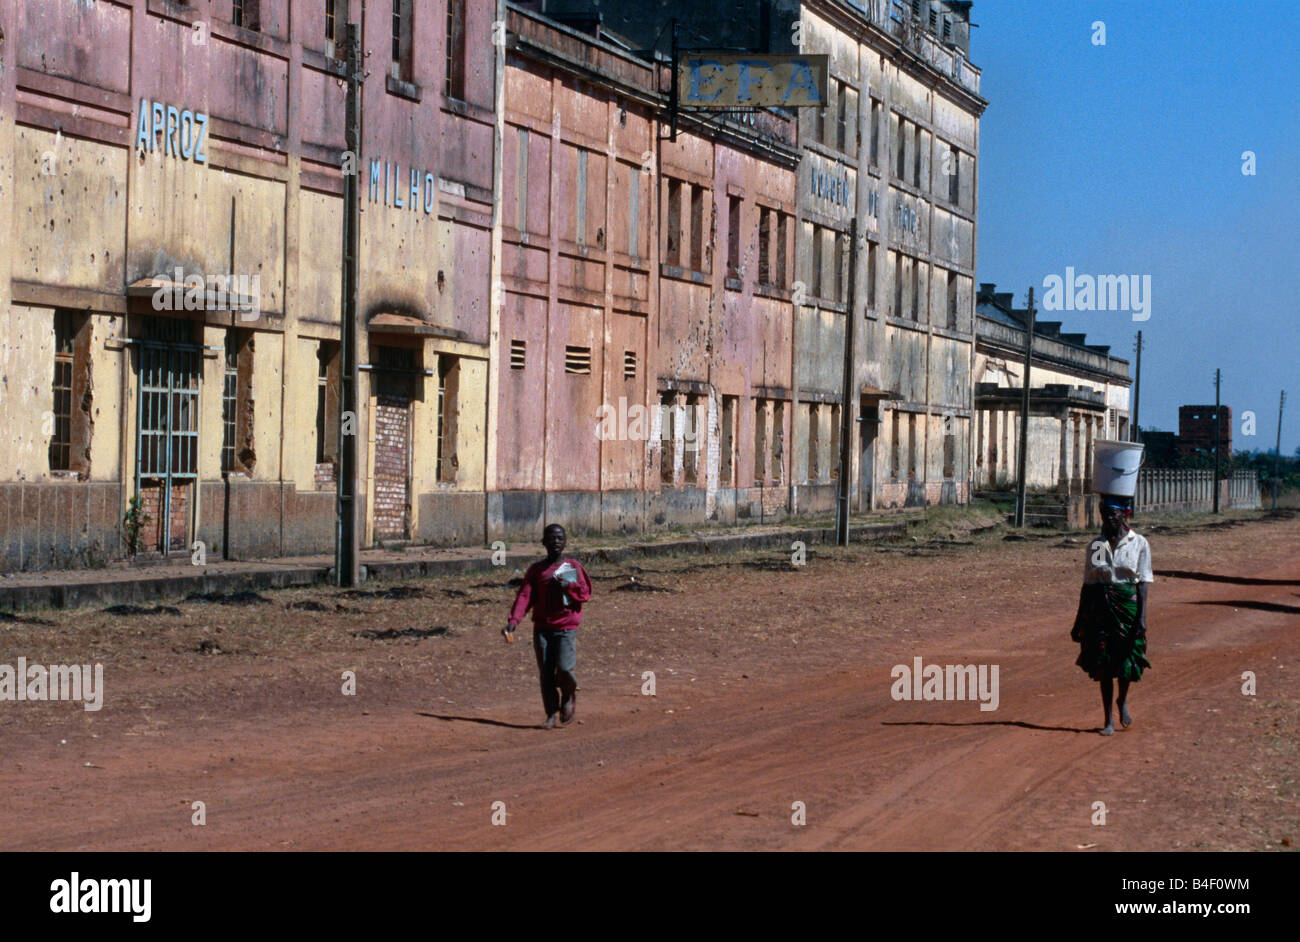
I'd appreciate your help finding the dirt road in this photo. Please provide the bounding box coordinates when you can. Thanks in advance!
[1,510,1296,851]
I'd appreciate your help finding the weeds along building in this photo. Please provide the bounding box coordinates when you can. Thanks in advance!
[0,0,495,569]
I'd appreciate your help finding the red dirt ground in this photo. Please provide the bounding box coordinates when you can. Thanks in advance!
[0,510,1296,851]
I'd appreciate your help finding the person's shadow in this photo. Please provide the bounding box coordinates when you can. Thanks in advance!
[417,711,540,730]
[882,719,1095,734]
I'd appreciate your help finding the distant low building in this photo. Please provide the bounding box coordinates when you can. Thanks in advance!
[973,284,1131,493]
[1178,405,1232,460]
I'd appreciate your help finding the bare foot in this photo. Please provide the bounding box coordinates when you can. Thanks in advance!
[1099,724,1115,736]
[540,713,558,730]
[1120,706,1133,728]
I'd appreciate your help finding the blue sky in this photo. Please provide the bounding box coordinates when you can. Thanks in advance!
[971,0,1300,454]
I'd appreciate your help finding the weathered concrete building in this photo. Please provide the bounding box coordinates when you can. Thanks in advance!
[495,5,800,539]
[0,0,494,569]
[1177,404,1231,460]
[973,283,1132,493]
[794,0,985,513]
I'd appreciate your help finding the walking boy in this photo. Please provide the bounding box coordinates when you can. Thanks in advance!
[504,524,593,729]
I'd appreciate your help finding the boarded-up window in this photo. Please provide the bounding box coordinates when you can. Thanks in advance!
[720,395,737,488]
[516,128,529,232]
[445,0,467,98]
[666,179,683,266]
[690,184,706,271]
[564,345,591,375]
[576,149,588,247]
[727,195,741,280]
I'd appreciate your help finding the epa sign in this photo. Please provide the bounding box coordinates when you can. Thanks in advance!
[679,54,829,108]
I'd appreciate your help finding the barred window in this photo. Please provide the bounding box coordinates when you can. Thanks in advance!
[222,333,239,473]
[49,311,76,472]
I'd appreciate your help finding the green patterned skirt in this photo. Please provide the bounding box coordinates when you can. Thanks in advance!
[1072,581,1150,681]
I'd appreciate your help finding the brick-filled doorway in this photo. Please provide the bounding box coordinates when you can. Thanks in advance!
[371,346,415,542]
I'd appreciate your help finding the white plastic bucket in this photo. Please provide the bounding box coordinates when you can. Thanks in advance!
[1093,439,1144,497]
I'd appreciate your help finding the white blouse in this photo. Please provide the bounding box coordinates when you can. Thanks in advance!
[1084,529,1154,585]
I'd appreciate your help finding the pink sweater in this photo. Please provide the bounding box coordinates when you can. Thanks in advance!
[508,557,593,630]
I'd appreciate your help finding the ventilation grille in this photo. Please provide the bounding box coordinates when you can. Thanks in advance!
[623,350,636,379]
[510,339,526,370]
[564,345,591,375]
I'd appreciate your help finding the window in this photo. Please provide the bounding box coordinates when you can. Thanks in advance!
[661,392,677,486]
[757,207,771,285]
[891,408,901,480]
[896,116,907,180]
[233,0,259,31]
[943,16,952,42]
[776,212,788,288]
[445,0,467,99]
[564,345,592,374]
[49,311,80,472]
[835,81,847,152]
[623,350,637,380]
[325,0,341,45]
[810,224,823,299]
[392,0,412,83]
[436,355,460,483]
[689,184,706,272]
[911,259,921,321]
[720,395,737,487]
[222,333,239,473]
[682,395,701,486]
[315,341,340,474]
[753,398,767,486]
[727,196,742,280]
[772,401,785,484]
[947,270,958,328]
[943,423,956,479]
[907,413,917,481]
[892,251,903,316]
[807,404,820,482]
[867,241,877,310]
[665,179,683,266]
[576,150,588,247]
[221,329,252,474]
[510,339,526,370]
[870,100,881,165]
[948,144,960,205]
[913,124,923,187]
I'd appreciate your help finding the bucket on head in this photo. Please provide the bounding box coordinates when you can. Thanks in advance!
[1092,439,1144,497]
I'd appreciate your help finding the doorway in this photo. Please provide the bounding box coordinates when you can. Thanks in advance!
[858,400,879,513]
[371,345,415,542]
[134,316,201,555]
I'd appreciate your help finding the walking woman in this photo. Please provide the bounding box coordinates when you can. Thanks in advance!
[1071,494,1153,735]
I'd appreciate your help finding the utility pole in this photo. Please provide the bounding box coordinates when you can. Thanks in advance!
[1131,330,1143,441]
[836,218,858,546]
[336,22,363,587]
[1014,287,1035,528]
[1212,368,1221,515]
[1273,390,1286,510]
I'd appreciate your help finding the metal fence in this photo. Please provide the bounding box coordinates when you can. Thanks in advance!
[1135,468,1260,512]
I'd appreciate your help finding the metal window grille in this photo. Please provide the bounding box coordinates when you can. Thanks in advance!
[510,339,526,370]
[325,0,338,42]
[136,317,201,553]
[445,0,465,98]
[564,345,591,375]
[222,332,238,473]
[50,311,75,471]
[392,0,403,64]
[623,350,636,379]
